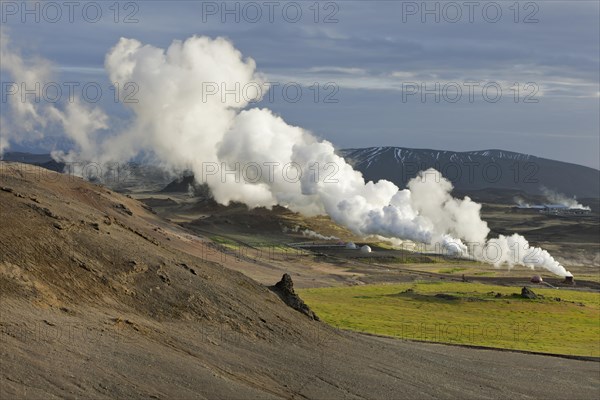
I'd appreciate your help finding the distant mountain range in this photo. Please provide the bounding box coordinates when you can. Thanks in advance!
[3,148,599,200]
[0,152,64,172]
[339,147,599,199]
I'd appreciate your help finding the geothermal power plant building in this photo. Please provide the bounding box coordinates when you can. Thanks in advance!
[513,204,591,216]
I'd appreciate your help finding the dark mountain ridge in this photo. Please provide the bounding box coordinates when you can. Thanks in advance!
[4,148,598,200]
[339,147,599,199]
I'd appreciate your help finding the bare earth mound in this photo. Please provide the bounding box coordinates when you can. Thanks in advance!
[1,162,598,399]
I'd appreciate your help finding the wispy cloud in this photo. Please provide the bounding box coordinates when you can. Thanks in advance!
[308,66,366,75]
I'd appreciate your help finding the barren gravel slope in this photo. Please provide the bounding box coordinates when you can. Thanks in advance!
[1,162,598,399]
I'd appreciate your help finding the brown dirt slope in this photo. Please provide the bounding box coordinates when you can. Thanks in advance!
[0,162,598,399]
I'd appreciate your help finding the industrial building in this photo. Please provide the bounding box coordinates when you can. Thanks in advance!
[513,204,591,216]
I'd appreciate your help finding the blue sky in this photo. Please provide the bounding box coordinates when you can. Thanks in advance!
[1,0,599,168]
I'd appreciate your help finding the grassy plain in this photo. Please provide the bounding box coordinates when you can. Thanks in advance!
[299,281,600,357]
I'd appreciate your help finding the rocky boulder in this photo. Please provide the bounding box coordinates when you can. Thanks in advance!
[270,274,319,321]
[521,287,537,299]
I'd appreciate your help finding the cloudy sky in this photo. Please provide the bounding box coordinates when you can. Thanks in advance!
[1,0,599,168]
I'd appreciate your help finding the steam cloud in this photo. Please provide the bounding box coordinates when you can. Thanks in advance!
[515,189,590,211]
[540,187,590,211]
[284,226,339,241]
[0,28,108,155]
[0,34,572,277]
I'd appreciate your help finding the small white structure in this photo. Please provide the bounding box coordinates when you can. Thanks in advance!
[345,242,357,249]
[360,245,372,253]
[530,275,543,284]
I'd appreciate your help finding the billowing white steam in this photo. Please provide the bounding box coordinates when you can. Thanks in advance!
[0,34,572,277]
[514,197,532,208]
[284,226,339,241]
[0,28,108,155]
[515,189,590,211]
[540,187,590,211]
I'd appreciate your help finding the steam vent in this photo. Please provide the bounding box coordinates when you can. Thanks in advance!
[563,276,575,285]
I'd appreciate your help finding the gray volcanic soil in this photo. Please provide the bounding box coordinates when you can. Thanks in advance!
[1,162,598,399]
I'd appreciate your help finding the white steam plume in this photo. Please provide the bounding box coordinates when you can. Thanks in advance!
[1,35,572,277]
[284,226,339,241]
[540,187,590,211]
[514,197,531,208]
[0,27,108,156]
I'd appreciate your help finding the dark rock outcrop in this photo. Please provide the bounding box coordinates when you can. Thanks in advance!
[521,287,537,299]
[270,274,319,321]
[114,203,133,215]
[160,173,212,198]
[434,293,459,301]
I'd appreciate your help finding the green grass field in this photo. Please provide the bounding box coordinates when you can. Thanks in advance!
[437,267,467,274]
[299,281,600,357]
